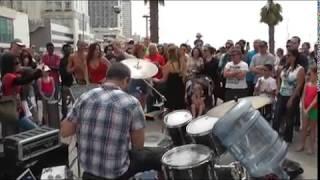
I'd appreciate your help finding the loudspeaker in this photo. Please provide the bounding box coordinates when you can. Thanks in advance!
[0,143,68,179]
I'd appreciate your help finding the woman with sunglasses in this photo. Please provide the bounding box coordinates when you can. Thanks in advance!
[273,49,305,143]
[1,53,42,136]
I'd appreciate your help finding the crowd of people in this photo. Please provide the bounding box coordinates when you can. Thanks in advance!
[0,34,318,179]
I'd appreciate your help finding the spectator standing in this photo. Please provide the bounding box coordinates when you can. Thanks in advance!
[296,66,317,154]
[59,44,74,119]
[246,39,261,96]
[273,49,305,143]
[223,47,249,101]
[87,43,110,84]
[42,42,60,98]
[250,41,275,87]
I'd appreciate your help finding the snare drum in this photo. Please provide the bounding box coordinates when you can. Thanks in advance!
[144,132,173,149]
[161,144,215,180]
[164,110,193,146]
[186,116,226,157]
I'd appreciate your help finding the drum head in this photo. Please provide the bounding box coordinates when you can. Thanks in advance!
[187,116,218,136]
[161,144,212,169]
[164,110,192,128]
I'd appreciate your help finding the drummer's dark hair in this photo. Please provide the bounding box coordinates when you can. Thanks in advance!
[106,62,131,80]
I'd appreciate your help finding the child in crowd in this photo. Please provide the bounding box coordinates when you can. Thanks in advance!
[254,64,277,121]
[296,66,318,154]
[37,65,55,125]
[191,81,206,118]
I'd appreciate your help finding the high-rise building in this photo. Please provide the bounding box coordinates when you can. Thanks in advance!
[122,0,132,38]
[89,0,132,40]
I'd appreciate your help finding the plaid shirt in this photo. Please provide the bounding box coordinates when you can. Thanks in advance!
[67,82,145,178]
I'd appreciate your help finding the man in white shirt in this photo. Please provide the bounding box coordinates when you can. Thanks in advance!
[223,47,249,101]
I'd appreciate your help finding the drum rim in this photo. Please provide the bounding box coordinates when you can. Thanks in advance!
[186,115,218,136]
[161,144,212,169]
[164,110,193,128]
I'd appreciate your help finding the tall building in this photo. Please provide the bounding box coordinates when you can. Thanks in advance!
[89,0,132,41]
[122,0,132,38]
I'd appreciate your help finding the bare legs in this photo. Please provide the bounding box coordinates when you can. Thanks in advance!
[191,103,205,118]
[296,114,317,154]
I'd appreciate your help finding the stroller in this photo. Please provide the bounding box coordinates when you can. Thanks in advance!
[185,75,214,114]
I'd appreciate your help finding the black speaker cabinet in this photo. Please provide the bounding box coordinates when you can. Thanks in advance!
[0,143,69,179]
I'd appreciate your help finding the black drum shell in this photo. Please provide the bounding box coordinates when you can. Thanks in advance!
[163,161,215,180]
[190,132,226,158]
[166,125,192,146]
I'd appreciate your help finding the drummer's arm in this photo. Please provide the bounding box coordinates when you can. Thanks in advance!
[61,98,81,137]
[130,103,146,150]
[131,129,144,150]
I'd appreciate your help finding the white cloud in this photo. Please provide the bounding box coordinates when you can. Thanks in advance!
[132,1,317,50]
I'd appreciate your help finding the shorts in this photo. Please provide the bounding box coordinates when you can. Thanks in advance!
[308,108,317,121]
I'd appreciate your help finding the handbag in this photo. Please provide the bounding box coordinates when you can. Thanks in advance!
[0,95,18,122]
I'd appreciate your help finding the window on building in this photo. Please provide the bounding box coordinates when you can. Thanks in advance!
[55,1,62,10]
[0,16,14,43]
[65,1,71,10]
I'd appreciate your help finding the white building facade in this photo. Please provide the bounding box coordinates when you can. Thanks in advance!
[0,6,29,48]
[0,0,93,49]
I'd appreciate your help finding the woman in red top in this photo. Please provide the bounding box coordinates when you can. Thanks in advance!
[87,43,110,84]
[296,66,318,154]
[1,53,41,134]
[37,65,55,125]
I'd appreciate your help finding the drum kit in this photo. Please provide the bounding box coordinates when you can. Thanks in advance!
[120,58,292,180]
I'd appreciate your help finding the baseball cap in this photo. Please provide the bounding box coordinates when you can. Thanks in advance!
[11,39,25,47]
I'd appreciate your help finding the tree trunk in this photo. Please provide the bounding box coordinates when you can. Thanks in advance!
[268,24,275,55]
[149,0,159,43]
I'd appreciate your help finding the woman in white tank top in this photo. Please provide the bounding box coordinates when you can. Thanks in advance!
[273,49,305,143]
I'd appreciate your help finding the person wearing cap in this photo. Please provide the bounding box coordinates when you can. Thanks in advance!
[42,42,60,98]
[1,53,41,136]
[223,47,249,101]
[37,65,55,125]
[10,38,25,57]
[194,33,204,48]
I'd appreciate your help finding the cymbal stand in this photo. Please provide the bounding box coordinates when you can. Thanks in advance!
[143,79,167,132]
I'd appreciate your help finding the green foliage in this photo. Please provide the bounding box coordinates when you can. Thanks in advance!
[260,0,283,26]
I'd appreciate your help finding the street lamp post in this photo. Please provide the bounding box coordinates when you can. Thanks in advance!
[142,15,150,38]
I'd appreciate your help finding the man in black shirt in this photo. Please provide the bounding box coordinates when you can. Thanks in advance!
[59,44,74,119]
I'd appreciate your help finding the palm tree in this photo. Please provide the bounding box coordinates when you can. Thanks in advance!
[260,0,283,54]
[144,0,164,43]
